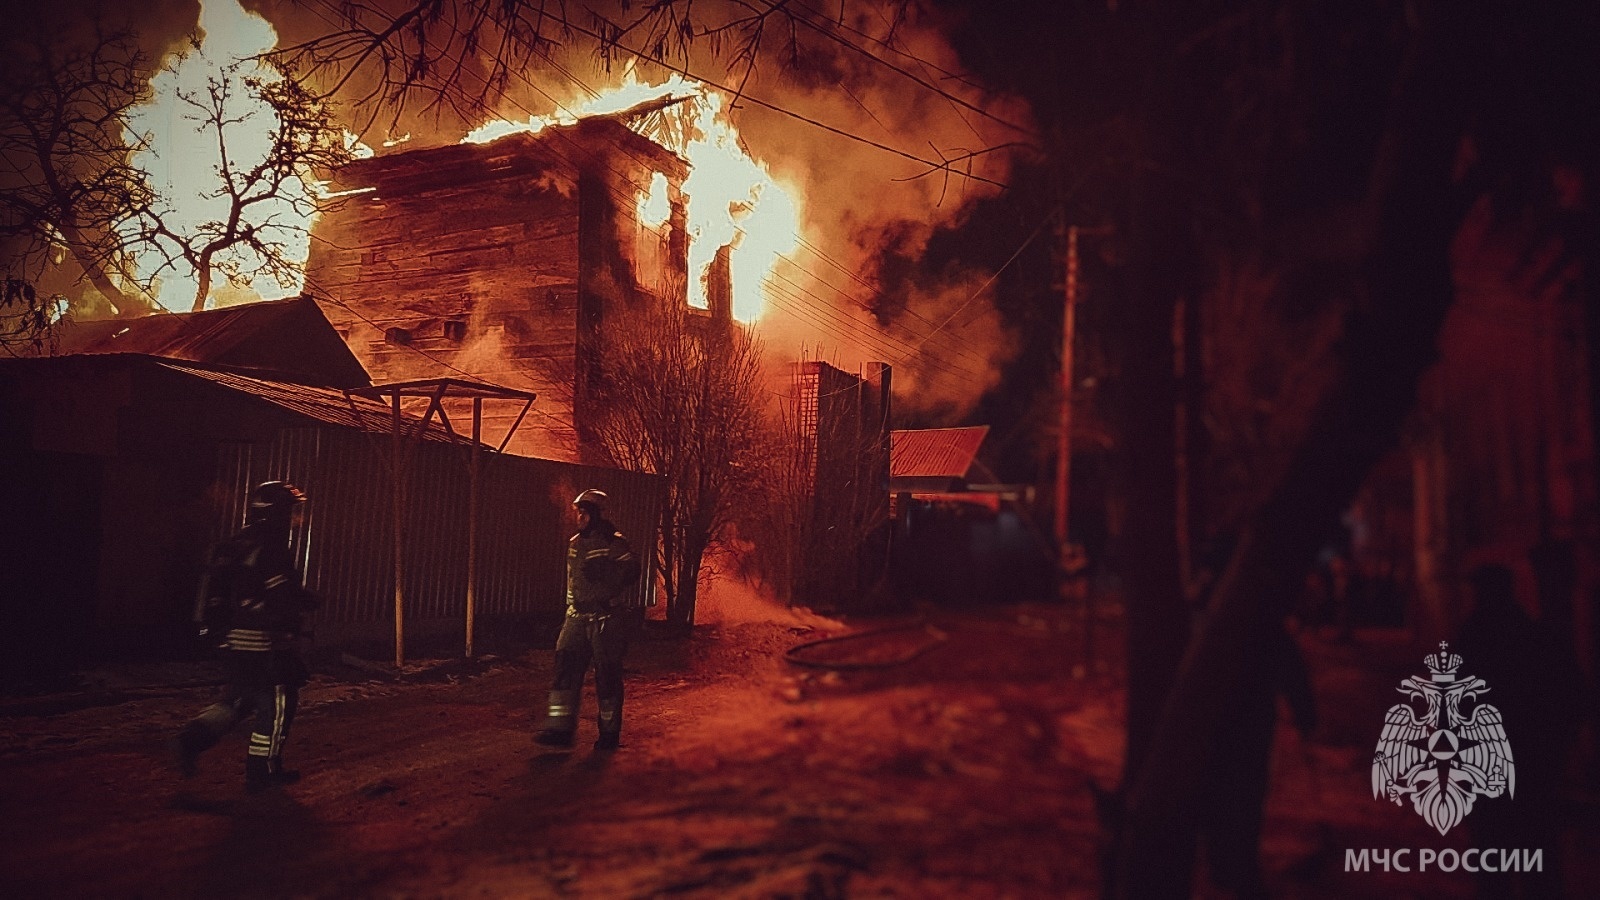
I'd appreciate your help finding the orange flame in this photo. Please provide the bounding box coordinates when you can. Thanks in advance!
[464,71,799,323]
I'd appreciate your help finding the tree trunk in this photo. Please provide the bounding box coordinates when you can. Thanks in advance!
[192,256,213,312]
[1114,7,1475,896]
[671,533,706,628]
[1114,215,1192,789]
[1109,6,1202,846]
[56,221,158,318]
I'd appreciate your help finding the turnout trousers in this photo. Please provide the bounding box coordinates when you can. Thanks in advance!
[178,648,304,782]
[541,613,634,740]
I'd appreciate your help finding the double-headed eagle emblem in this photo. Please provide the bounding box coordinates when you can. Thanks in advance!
[1371,642,1514,835]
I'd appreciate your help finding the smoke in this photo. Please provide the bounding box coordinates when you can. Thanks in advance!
[695,1,1035,419]
[695,560,843,630]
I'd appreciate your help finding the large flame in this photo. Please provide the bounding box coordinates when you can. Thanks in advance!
[124,0,313,311]
[465,72,799,323]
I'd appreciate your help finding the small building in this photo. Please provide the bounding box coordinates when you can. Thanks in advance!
[789,361,894,613]
[889,426,1052,606]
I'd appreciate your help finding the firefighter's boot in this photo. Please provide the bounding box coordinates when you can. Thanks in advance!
[535,690,578,747]
[245,755,301,793]
[172,704,233,777]
[595,698,622,750]
[172,723,207,777]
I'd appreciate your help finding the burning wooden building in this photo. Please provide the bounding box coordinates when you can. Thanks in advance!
[305,105,711,463]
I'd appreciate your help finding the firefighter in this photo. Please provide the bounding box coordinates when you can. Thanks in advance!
[535,489,643,750]
[173,481,321,792]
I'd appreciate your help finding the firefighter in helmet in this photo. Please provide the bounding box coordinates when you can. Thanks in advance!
[535,489,643,750]
[174,480,321,791]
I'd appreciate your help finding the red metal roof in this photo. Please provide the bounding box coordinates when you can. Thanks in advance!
[891,426,989,479]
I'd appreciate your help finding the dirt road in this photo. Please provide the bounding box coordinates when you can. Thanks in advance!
[1,603,1582,898]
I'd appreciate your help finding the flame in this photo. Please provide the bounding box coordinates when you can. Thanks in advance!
[677,90,800,321]
[464,72,799,323]
[123,0,312,310]
[638,171,671,229]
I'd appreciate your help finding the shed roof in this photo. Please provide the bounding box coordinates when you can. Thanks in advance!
[891,426,989,479]
[45,295,370,389]
[155,359,459,442]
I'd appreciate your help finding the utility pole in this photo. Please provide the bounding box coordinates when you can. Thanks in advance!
[1055,219,1110,675]
[1054,222,1079,558]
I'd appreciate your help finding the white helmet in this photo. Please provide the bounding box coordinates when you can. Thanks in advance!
[572,489,608,513]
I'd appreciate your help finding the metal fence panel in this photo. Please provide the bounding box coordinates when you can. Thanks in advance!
[210,428,664,631]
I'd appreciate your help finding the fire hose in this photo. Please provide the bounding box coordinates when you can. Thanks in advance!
[783,617,949,670]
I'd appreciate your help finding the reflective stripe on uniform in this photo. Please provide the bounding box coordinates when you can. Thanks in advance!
[224,627,282,651]
[271,686,288,761]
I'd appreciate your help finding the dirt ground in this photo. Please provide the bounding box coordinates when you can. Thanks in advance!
[1,596,1595,899]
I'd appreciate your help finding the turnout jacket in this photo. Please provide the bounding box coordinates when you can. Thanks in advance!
[565,521,641,616]
[195,524,321,651]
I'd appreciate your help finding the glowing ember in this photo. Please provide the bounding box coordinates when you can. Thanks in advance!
[464,73,799,323]
[123,0,314,310]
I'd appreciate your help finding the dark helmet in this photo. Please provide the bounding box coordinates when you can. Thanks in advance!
[572,488,607,514]
[248,480,306,526]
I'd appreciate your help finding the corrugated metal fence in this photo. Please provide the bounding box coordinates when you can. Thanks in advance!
[214,427,662,642]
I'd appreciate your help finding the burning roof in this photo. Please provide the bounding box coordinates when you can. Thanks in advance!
[320,115,688,197]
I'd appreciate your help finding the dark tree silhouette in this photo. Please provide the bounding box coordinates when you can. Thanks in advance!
[0,19,160,320]
[2,16,354,321]
[587,304,769,627]
[131,58,354,312]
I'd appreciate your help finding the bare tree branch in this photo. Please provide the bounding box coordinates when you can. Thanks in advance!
[131,55,354,311]
[0,18,160,323]
[587,304,768,625]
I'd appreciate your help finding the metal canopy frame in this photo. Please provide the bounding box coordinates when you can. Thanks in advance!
[344,378,538,667]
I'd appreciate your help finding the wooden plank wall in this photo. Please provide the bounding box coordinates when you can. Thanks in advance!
[305,122,691,462]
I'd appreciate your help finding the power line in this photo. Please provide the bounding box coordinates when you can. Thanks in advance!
[307,0,1014,191]
[794,0,989,94]
[895,209,1055,363]
[775,242,999,372]
[764,260,993,381]
[774,0,1035,139]
[760,276,989,395]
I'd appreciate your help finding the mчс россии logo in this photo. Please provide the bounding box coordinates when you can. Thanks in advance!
[1371,642,1515,835]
